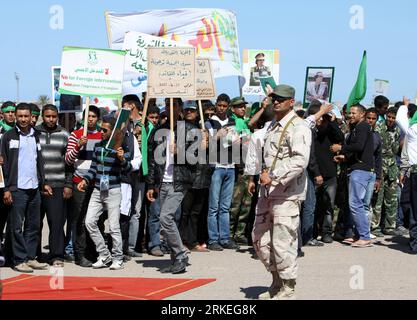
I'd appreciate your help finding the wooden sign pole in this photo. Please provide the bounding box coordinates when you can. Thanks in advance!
[83,97,90,137]
[141,95,150,126]
[198,100,205,130]
[140,96,150,151]
[170,98,175,146]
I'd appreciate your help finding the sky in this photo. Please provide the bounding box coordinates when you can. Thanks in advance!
[1,0,417,105]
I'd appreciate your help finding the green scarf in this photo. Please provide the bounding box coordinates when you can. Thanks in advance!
[140,122,154,176]
[0,119,14,132]
[231,114,250,135]
[410,111,417,126]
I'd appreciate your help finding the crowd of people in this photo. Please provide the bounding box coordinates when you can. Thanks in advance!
[0,86,416,300]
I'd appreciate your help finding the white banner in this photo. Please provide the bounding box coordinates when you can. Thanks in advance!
[105,8,244,84]
[122,31,191,94]
[59,46,126,99]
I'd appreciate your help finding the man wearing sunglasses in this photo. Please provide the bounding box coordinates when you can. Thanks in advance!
[251,85,312,300]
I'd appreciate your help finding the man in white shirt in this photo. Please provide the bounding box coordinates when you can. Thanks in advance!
[395,98,417,253]
[1,103,53,273]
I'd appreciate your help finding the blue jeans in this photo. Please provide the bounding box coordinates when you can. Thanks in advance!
[301,175,316,244]
[364,172,376,228]
[207,167,235,245]
[147,194,181,251]
[147,196,162,250]
[396,185,404,228]
[349,170,373,241]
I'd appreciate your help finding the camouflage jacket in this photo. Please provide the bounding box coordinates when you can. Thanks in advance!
[376,122,401,180]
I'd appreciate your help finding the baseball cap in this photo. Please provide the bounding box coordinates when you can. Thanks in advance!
[269,85,295,99]
[231,97,249,107]
[183,100,197,110]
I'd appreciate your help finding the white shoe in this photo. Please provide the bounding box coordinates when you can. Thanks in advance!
[92,255,112,269]
[109,260,124,270]
[370,234,377,239]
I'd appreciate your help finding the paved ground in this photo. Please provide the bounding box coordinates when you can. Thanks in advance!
[1,231,417,300]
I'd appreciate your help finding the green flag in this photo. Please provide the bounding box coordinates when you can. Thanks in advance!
[347,51,367,112]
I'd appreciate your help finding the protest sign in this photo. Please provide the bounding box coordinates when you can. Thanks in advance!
[147,47,196,98]
[105,108,131,150]
[303,67,335,109]
[122,31,192,95]
[59,46,126,135]
[106,9,244,83]
[242,49,279,96]
[195,58,216,99]
[194,57,216,129]
[59,46,126,99]
[374,79,389,97]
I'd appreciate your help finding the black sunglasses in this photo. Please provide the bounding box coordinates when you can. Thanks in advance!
[271,95,291,104]
[100,127,109,133]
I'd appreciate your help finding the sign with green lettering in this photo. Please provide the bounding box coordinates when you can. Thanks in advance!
[59,46,126,99]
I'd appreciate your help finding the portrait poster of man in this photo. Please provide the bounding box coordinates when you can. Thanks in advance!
[303,67,335,108]
[242,49,279,96]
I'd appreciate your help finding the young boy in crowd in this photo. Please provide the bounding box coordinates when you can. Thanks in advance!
[78,117,132,270]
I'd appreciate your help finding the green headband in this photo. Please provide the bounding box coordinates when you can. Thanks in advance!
[1,106,15,113]
[410,111,417,126]
[32,111,41,116]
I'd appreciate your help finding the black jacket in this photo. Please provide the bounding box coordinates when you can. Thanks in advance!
[120,123,135,185]
[0,126,46,192]
[315,121,345,178]
[341,121,375,173]
[145,121,198,192]
[307,129,321,179]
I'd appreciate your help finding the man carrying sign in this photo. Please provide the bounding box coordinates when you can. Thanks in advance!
[146,102,201,274]
[78,117,132,270]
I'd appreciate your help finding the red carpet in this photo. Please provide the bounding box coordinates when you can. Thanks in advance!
[1,275,216,300]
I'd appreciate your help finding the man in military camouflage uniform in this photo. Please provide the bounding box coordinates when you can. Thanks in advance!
[249,85,311,300]
[229,97,252,245]
[372,107,402,235]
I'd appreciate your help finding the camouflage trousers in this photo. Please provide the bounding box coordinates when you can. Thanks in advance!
[252,197,299,280]
[372,176,398,231]
[230,173,252,238]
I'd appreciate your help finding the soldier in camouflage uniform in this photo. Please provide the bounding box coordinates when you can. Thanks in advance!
[372,108,402,235]
[229,173,252,244]
[228,97,253,245]
[249,85,311,300]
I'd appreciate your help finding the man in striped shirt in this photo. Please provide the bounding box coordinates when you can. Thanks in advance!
[36,104,72,267]
[77,117,132,270]
[65,105,101,267]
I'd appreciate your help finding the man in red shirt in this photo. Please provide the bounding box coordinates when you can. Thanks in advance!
[65,105,102,267]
